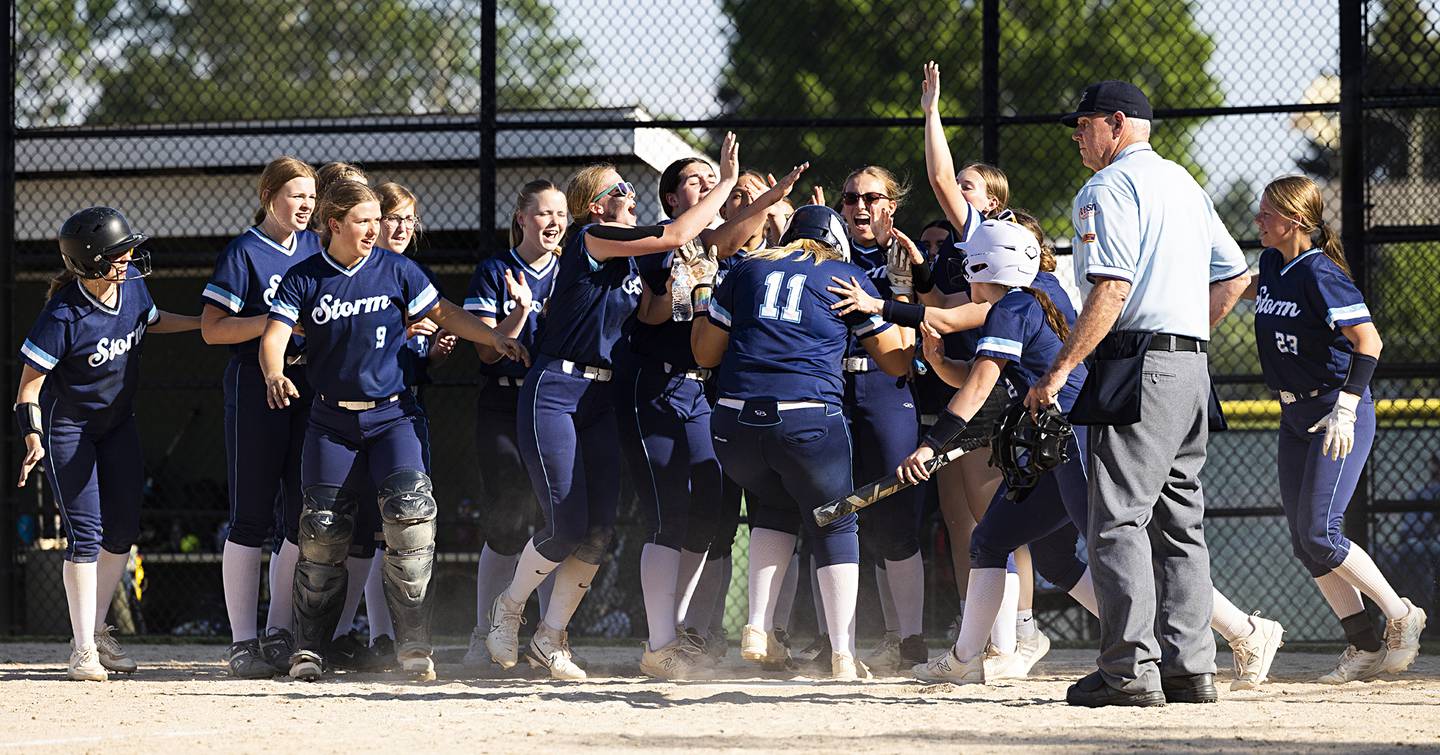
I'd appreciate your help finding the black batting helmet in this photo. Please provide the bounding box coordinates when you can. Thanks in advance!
[58,207,151,280]
[990,401,1074,501]
[779,204,852,260]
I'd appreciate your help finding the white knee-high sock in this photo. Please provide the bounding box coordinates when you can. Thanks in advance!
[541,557,600,632]
[1210,589,1253,642]
[475,546,520,627]
[538,571,556,618]
[817,562,860,657]
[505,540,562,605]
[1068,568,1099,615]
[333,556,372,640]
[885,553,925,638]
[1315,570,1366,619]
[683,557,724,630]
[94,550,129,632]
[673,549,708,625]
[989,571,1019,654]
[747,528,797,629]
[1332,547,1408,619]
[954,568,1007,661]
[364,555,393,641]
[772,552,800,631]
[265,539,300,633]
[222,541,262,642]
[875,565,899,634]
[641,543,681,650]
[711,556,732,638]
[63,560,98,651]
[810,558,826,635]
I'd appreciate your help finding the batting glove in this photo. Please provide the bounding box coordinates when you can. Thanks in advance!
[1308,390,1360,461]
[886,242,913,295]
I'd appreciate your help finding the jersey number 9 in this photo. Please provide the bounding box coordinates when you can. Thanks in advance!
[375,326,387,349]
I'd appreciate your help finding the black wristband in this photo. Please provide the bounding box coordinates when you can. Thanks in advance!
[912,260,934,294]
[1341,352,1378,396]
[921,410,968,453]
[14,402,41,437]
[881,300,926,328]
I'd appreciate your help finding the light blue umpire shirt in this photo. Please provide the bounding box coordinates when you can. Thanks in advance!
[1070,142,1248,341]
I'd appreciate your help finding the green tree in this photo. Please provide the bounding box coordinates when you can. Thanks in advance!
[720,0,1222,233]
[15,0,589,126]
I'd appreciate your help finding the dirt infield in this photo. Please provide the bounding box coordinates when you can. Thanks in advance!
[2,643,1438,753]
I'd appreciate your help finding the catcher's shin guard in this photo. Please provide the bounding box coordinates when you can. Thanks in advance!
[379,470,438,658]
[293,485,358,654]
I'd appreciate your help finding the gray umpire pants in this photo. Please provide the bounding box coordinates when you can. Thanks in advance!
[1086,349,1217,693]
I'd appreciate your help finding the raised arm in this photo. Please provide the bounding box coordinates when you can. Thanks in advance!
[921,62,978,233]
[701,163,809,258]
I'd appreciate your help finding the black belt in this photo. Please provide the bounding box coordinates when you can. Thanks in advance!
[1146,334,1207,353]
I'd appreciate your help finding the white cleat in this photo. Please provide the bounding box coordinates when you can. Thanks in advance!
[740,624,768,662]
[1318,645,1387,684]
[93,624,138,673]
[67,646,108,682]
[400,653,437,682]
[1229,614,1285,691]
[528,630,586,680]
[640,639,711,681]
[485,593,525,669]
[462,626,489,668]
[1014,629,1051,677]
[1381,599,1427,674]
[830,652,873,681]
[982,643,1028,680]
[863,632,902,675]
[913,646,984,684]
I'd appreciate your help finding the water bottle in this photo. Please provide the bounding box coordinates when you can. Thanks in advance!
[671,261,694,321]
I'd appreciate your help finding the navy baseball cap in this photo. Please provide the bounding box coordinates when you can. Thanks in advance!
[1060,81,1153,127]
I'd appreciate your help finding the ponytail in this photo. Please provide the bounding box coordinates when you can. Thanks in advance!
[1263,174,1352,279]
[1023,287,1070,342]
[1316,222,1351,279]
[46,269,77,300]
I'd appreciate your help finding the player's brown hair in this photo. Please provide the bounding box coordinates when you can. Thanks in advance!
[316,180,380,247]
[1023,286,1070,342]
[376,182,421,251]
[254,156,317,226]
[658,158,714,218]
[843,165,909,208]
[959,162,1010,218]
[565,163,621,240]
[1007,208,1056,273]
[510,179,566,251]
[1263,175,1351,278]
[46,270,76,300]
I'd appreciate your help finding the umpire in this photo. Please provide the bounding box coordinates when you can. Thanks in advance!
[1025,81,1249,707]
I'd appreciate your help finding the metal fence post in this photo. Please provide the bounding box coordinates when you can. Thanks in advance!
[0,0,18,634]
[479,0,498,255]
[1338,0,1370,550]
[981,0,999,166]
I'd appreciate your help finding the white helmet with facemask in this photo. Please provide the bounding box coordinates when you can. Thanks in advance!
[958,219,1040,288]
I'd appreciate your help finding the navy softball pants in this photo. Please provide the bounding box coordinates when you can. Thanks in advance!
[224,358,311,547]
[1277,389,1376,577]
[475,379,542,556]
[42,408,143,563]
[843,367,923,562]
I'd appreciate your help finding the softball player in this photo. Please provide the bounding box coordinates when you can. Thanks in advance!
[692,204,913,679]
[458,179,565,667]
[199,157,321,677]
[15,207,200,680]
[485,136,740,681]
[1248,175,1425,682]
[261,181,526,682]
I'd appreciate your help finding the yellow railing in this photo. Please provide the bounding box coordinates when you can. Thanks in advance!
[1220,398,1440,430]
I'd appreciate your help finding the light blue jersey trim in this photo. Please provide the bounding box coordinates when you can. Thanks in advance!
[1326,303,1371,328]
[20,339,59,371]
[976,336,1023,358]
[202,283,244,313]
[407,284,439,318]
[269,301,301,325]
[708,300,732,328]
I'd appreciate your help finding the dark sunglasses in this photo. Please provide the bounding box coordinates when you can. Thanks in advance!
[841,191,891,206]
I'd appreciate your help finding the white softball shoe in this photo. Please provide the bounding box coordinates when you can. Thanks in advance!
[830,652,873,681]
[485,592,525,669]
[462,626,489,668]
[640,639,710,681]
[1229,615,1285,690]
[67,646,108,682]
[528,629,586,681]
[400,652,436,682]
[912,646,984,684]
[1318,645,1386,684]
[982,643,1029,681]
[739,624,768,661]
[1015,628,1051,677]
[1381,599,1427,674]
[862,631,902,675]
[93,624,138,673]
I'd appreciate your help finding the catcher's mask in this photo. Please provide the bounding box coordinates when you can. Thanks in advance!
[989,401,1074,501]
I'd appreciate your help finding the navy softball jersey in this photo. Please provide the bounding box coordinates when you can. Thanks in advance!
[269,249,440,401]
[202,227,322,357]
[972,288,1087,413]
[532,224,644,368]
[1253,247,1372,394]
[630,247,699,368]
[464,248,557,379]
[21,271,159,562]
[708,253,891,403]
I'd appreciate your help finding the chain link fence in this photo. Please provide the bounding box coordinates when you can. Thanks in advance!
[2,0,1437,648]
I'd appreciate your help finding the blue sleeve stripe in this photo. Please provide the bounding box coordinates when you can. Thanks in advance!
[708,300,732,328]
[850,315,890,338]
[202,284,243,313]
[269,301,300,324]
[464,296,499,314]
[408,284,439,318]
[20,339,59,371]
[1327,303,1371,328]
[147,305,160,325]
[976,336,1023,358]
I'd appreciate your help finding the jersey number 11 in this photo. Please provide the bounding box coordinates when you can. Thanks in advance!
[759,271,806,323]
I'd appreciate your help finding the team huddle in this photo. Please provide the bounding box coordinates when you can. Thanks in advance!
[13,65,1427,704]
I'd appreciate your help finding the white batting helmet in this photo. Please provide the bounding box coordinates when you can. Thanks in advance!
[957,219,1040,288]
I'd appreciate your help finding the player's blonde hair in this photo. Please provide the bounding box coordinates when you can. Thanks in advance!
[511,179,565,251]
[565,163,620,239]
[254,156,316,226]
[748,237,846,265]
[1263,175,1351,279]
[959,162,1011,218]
[316,180,380,247]
[843,165,909,208]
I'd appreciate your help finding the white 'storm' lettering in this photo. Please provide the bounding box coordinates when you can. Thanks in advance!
[311,293,392,324]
